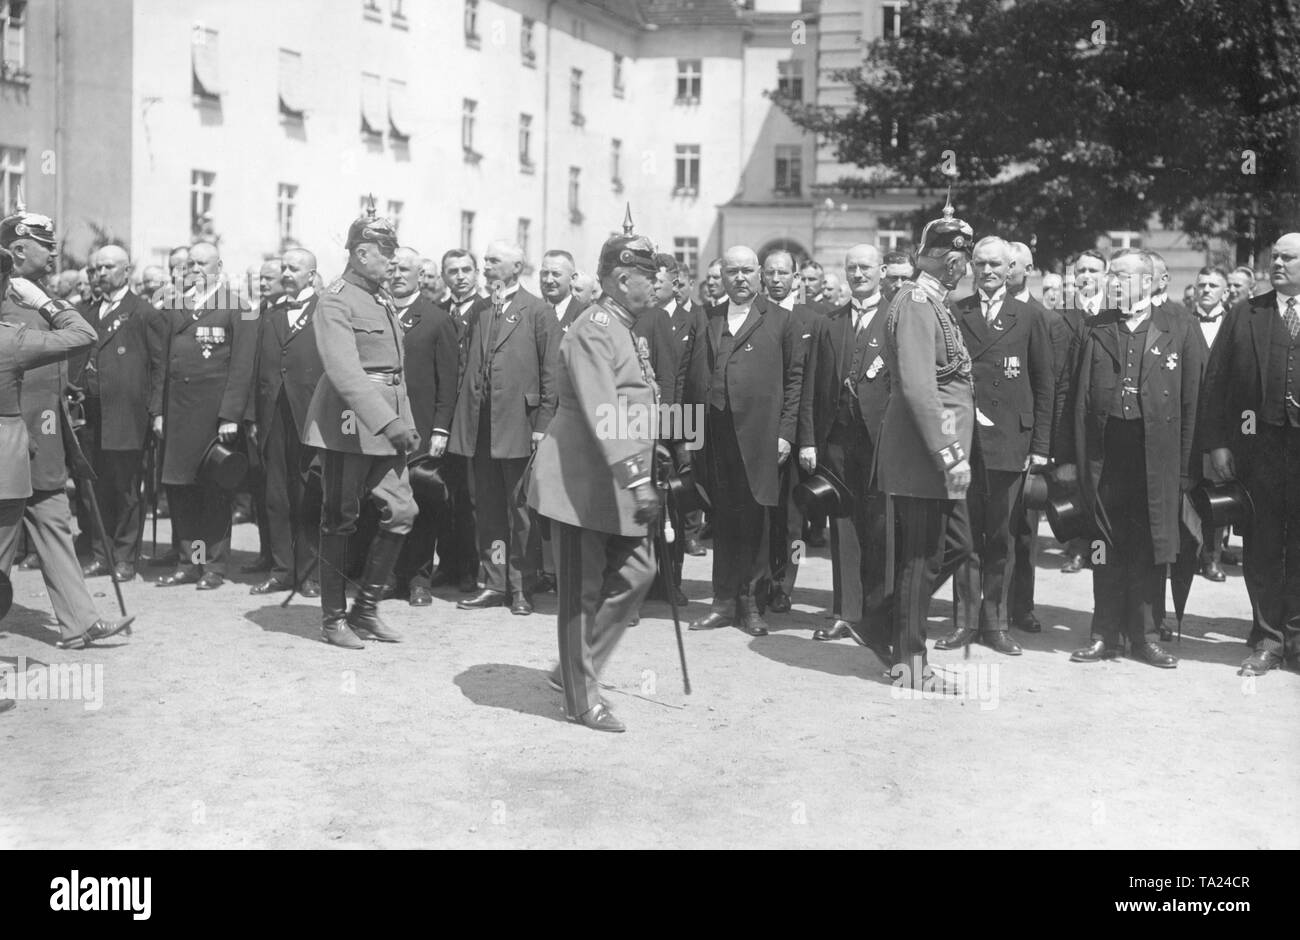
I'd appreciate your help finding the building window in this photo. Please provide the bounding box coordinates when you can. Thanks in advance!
[0,146,25,215]
[363,0,382,22]
[774,145,802,196]
[192,26,221,102]
[191,170,216,238]
[676,59,701,103]
[570,69,584,126]
[521,18,536,66]
[519,113,534,172]
[877,229,911,251]
[611,139,623,192]
[462,99,479,161]
[277,183,298,244]
[1,0,28,80]
[464,0,480,47]
[388,79,411,142]
[613,53,625,98]
[460,210,475,250]
[777,60,803,100]
[882,1,906,39]
[278,49,305,120]
[1107,230,1143,249]
[361,72,384,139]
[390,0,408,28]
[673,237,699,277]
[387,200,404,237]
[568,167,582,223]
[517,218,530,258]
[674,144,700,195]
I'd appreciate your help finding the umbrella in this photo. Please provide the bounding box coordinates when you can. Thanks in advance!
[1169,495,1205,640]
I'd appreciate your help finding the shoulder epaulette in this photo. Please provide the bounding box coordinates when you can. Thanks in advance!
[591,309,610,327]
[327,278,346,295]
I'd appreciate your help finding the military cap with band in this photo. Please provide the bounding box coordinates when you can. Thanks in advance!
[345,195,399,252]
[0,210,58,251]
[597,204,659,278]
[917,190,974,260]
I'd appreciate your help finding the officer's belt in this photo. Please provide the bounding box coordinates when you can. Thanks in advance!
[364,370,402,386]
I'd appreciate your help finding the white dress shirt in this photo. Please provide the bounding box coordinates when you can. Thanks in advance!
[726,301,752,335]
[1122,297,1152,331]
[1197,302,1225,349]
[851,291,881,332]
[777,294,796,311]
[98,285,130,320]
[979,286,1007,323]
[553,294,572,322]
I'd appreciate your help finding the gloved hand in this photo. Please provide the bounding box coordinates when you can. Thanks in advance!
[672,442,692,472]
[8,277,53,311]
[382,419,421,455]
[631,482,661,526]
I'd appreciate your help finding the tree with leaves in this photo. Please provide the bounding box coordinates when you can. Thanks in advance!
[778,0,1300,268]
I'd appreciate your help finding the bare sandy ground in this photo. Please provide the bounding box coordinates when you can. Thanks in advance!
[1,518,1296,849]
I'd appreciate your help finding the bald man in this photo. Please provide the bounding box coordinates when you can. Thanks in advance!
[71,245,166,581]
[677,245,805,637]
[1202,233,1300,677]
[449,241,559,614]
[244,248,325,596]
[571,272,600,307]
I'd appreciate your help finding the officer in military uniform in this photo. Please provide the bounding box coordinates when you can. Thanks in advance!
[876,200,976,689]
[300,204,420,650]
[527,220,662,733]
[0,220,134,649]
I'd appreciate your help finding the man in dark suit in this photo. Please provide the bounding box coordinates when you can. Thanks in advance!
[154,241,256,591]
[934,236,1053,656]
[450,241,559,615]
[875,205,975,690]
[1061,249,1204,669]
[429,249,489,593]
[245,248,324,597]
[677,245,804,637]
[1201,233,1300,676]
[73,245,165,582]
[390,247,458,606]
[1191,266,1232,583]
[799,244,893,657]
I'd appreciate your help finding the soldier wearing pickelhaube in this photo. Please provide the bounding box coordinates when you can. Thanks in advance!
[299,200,420,649]
[526,209,662,733]
[876,196,976,690]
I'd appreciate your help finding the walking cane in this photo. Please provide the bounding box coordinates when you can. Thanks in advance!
[654,489,691,695]
[66,402,128,618]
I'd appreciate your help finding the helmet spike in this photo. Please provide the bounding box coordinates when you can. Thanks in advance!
[365,193,377,221]
[14,186,25,214]
[942,184,954,221]
[622,203,634,236]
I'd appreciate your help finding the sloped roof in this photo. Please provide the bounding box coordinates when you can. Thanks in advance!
[637,0,746,28]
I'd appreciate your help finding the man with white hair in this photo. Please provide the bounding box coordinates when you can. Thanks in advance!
[449,241,559,615]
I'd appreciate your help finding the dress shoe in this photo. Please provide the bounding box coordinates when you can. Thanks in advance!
[1238,648,1283,676]
[156,568,201,587]
[196,572,225,591]
[768,589,792,613]
[239,555,273,574]
[572,701,625,733]
[1060,554,1087,574]
[409,584,433,607]
[684,537,706,557]
[299,579,321,598]
[250,577,292,595]
[1133,640,1178,668]
[546,669,563,693]
[1070,639,1119,663]
[533,573,556,594]
[813,620,852,641]
[983,630,1023,656]
[458,574,480,593]
[18,553,40,570]
[112,563,136,582]
[81,560,111,578]
[458,589,507,610]
[1221,548,1241,566]
[851,625,894,664]
[934,625,979,651]
[1011,614,1042,633]
[322,620,365,650]
[1199,561,1226,582]
[1158,624,1174,642]
[87,616,135,642]
[511,595,534,616]
[737,609,769,637]
[688,611,732,631]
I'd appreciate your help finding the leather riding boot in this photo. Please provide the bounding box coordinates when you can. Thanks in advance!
[319,534,363,649]
[348,530,405,643]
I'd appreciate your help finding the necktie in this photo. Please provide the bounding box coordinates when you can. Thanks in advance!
[983,297,998,323]
[1286,297,1300,340]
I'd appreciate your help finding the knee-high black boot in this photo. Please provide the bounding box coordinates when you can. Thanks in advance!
[348,530,404,643]
[320,533,363,649]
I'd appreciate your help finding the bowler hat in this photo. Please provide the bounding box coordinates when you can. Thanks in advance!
[1191,479,1252,530]
[408,455,449,514]
[1046,485,1094,544]
[793,466,852,519]
[0,570,12,621]
[198,437,248,491]
[1022,472,1051,512]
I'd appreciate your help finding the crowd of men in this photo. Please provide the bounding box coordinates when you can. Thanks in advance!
[1,196,1297,730]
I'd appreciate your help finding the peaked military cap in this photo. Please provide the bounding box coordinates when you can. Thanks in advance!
[0,211,57,250]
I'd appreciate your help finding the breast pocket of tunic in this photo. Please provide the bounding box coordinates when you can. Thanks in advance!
[351,316,387,336]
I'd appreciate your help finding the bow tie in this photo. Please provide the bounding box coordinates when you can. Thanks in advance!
[1198,312,1220,323]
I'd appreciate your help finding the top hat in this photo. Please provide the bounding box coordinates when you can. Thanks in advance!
[793,466,853,519]
[1191,479,1252,530]
[1045,481,1095,544]
[665,462,710,515]
[0,570,12,622]
[1022,471,1051,512]
[408,454,450,513]
[198,437,248,491]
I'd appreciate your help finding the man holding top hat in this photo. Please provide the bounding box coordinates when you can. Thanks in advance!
[0,215,133,648]
[527,212,662,733]
[300,201,419,649]
[876,198,976,689]
[153,240,256,591]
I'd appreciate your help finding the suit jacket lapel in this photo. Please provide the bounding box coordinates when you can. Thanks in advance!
[981,303,1018,355]
[960,298,991,351]
[493,292,525,352]
[729,299,765,352]
[1140,307,1170,386]
[1092,313,1121,365]
[834,306,853,384]
[1250,295,1274,391]
[707,306,724,359]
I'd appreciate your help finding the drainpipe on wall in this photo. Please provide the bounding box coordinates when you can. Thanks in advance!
[541,0,557,255]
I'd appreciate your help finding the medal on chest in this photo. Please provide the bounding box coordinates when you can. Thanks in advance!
[1003,355,1020,379]
[195,325,227,359]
